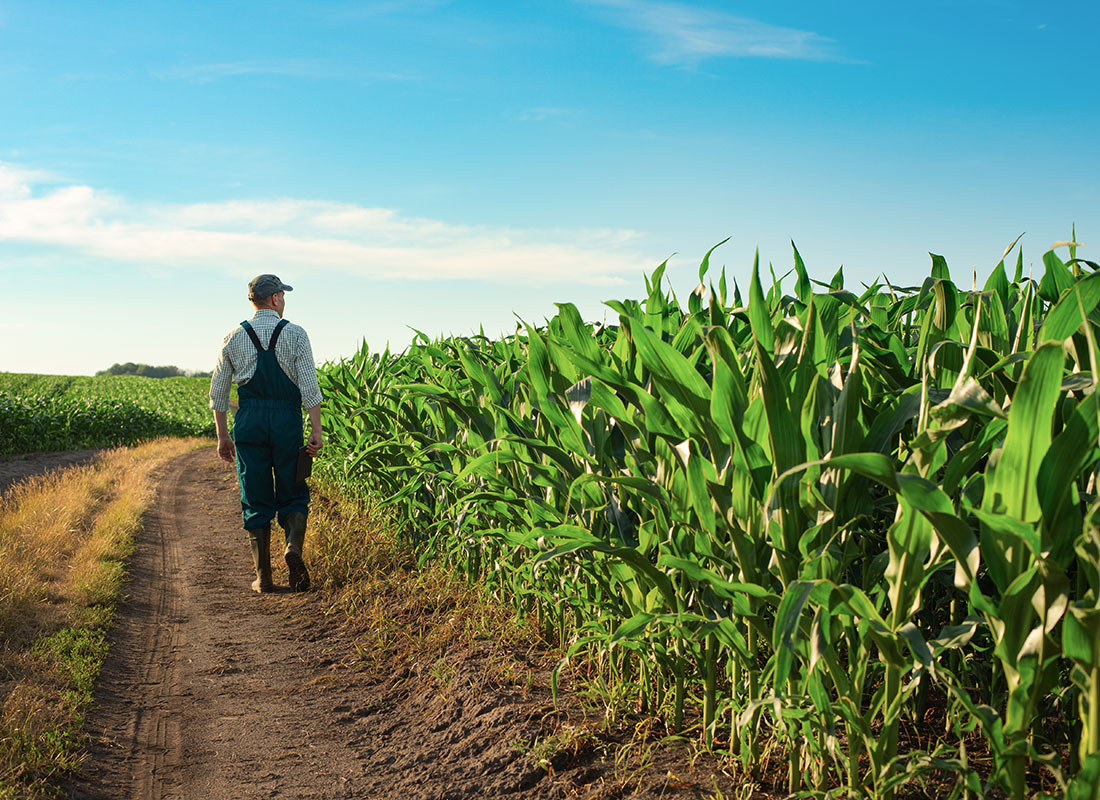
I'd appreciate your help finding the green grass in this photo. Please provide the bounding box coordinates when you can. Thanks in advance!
[1,610,115,796]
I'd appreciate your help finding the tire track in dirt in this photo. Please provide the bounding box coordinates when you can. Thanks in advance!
[125,449,185,800]
[0,449,101,496]
[72,448,190,800]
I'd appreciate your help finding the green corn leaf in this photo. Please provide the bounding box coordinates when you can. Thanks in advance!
[830,336,864,457]
[862,385,922,454]
[773,580,816,690]
[827,583,905,665]
[829,265,845,291]
[657,556,777,601]
[932,279,960,333]
[985,259,1011,309]
[789,453,983,591]
[930,252,952,281]
[927,617,981,654]
[897,622,934,668]
[979,290,1012,353]
[792,241,812,305]
[586,377,631,423]
[1038,271,1100,343]
[942,417,1008,495]
[709,356,744,446]
[970,505,1042,560]
[626,382,685,439]
[698,237,730,284]
[748,252,775,354]
[623,318,710,408]
[554,302,603,365]
[683,447,716,535]
[983,342,1065,523]
[1038,392,1100,563]
[1064,604,1100,668]
[609,612,656,643]
[755,342,804,476]
[534,524,677,608]
[1039,248,1076,304]
[885,501,937,622]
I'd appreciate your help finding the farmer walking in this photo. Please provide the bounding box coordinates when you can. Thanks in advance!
[210,274,323,593]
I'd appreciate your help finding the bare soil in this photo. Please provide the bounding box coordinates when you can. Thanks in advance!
[0,450,101,496]
[65,447,746,800]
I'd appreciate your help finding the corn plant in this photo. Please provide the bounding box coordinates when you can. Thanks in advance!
[317,234,1100,797]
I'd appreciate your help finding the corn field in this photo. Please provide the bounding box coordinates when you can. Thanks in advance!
[317,237,1100,797]
[0,373,217,454]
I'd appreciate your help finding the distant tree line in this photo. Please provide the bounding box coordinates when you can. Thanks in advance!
[97,363,212,379]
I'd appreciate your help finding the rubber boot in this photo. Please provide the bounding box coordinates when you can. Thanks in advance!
[283,511,310,592]
[247,526,274,593]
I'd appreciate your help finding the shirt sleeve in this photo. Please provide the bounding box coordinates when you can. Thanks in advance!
[295,329,324,409]
[209,332,235,412]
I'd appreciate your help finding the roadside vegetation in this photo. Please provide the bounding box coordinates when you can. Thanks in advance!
[0,438,204,799]
[0,373,219,454]
[315,235,1100,797]
[308,478,541,681]
[305,478,694,797]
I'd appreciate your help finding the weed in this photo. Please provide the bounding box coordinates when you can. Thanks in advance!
[523,724,596,773]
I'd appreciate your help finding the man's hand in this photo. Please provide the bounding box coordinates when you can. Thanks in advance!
[213,410,235,463]
[306,404,323,457]
[217,436,236,463]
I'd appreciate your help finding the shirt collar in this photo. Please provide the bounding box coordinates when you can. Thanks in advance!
[252,309,281,321]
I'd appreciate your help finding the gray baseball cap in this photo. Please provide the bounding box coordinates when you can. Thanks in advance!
[248,274,294,300]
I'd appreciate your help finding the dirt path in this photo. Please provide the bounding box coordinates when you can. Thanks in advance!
[0,449,101,496]
[70,447,371,799]
[68,447,733,800]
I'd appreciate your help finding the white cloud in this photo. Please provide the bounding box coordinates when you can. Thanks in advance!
[0,162,645,285]
[584,0,843,65]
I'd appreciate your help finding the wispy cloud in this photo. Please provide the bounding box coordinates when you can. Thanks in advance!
[584,0,844,65]
[154,60,411,83]
[0,162,645,286]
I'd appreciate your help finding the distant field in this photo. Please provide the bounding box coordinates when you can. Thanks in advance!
[0,372,221,455]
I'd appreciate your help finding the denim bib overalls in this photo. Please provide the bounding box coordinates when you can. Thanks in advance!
[233,318,309,530]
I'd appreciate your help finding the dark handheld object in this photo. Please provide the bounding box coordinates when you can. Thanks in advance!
[296,446,313,483]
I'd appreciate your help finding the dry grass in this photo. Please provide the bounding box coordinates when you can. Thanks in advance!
[304,481,747,798]
[307,481,541,683]
[0,437,205,799]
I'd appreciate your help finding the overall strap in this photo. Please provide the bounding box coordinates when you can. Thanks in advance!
[240,320,265,352]
[267,319,291,350]
[240,318,289,352]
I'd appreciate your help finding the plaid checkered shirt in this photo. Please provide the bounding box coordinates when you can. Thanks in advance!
[209,309,323,412]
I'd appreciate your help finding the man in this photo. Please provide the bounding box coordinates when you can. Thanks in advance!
[210,274,323,593]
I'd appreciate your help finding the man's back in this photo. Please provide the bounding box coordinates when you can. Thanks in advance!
[209,309,322,414]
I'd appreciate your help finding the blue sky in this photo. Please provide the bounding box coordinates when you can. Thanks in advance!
[1,0,1097,375]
